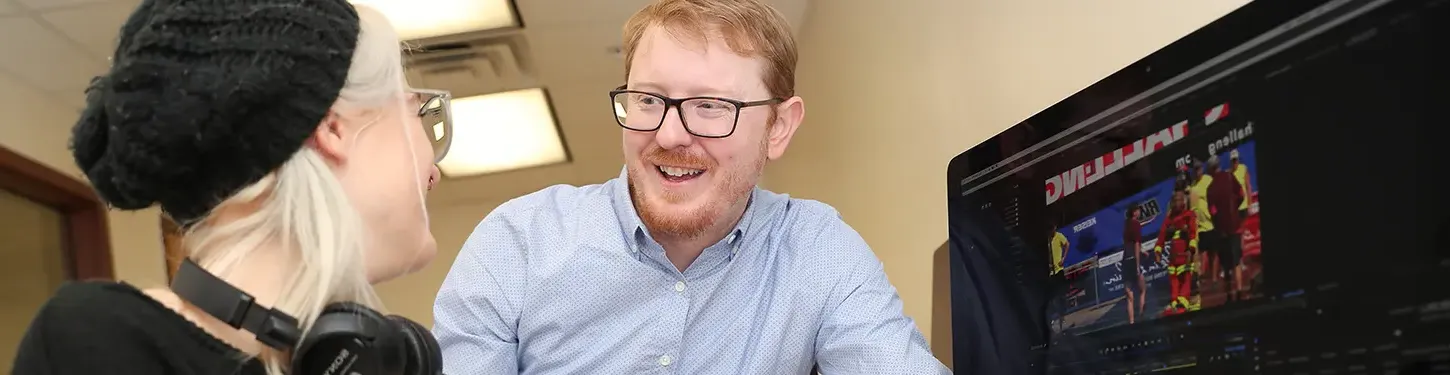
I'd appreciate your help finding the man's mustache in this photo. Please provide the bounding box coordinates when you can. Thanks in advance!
[646,147,713,169]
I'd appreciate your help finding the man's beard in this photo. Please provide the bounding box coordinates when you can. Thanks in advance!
[628,140,766,241]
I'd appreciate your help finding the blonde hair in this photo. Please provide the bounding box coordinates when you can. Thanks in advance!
[622,0,799,99]
[179,5,408,375]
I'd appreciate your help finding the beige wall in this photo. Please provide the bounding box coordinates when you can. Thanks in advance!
[769,0,1249,347]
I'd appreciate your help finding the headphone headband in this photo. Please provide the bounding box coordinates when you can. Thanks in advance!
[171,259,302,349]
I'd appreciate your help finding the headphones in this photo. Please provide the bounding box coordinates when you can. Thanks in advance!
[171,259,443,375]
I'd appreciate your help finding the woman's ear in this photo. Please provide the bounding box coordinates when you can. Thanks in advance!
[309,110,350,164]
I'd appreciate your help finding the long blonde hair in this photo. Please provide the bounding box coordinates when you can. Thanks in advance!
[179,5,408,374]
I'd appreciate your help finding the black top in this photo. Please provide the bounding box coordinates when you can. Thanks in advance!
[11,281,265,375]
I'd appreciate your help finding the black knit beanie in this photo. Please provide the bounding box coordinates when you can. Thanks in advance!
[70,0,362,224]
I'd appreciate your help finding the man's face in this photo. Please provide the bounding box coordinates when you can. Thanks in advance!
[622,26,802,240]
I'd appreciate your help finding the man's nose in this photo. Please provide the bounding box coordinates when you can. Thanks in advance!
[654,107,694,149]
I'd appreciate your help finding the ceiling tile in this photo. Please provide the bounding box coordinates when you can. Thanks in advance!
[526,25,624,84]
[0,1,19,16]
[40,0,139,57]
[515,0,652,29]
[538,74,626,163]
[0,16,105,94]
[13,0,107,11]
[49,88,85,110]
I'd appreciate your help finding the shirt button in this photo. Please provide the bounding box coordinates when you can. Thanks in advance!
[658,355,673,366]
[674,281,686,292]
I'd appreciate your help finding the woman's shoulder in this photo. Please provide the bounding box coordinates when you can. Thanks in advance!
[14,281,263,374]
[27,280,179,341]
[39,280,162,320]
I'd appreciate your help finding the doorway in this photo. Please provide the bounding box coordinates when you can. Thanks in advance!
[0,145,112,369]
[0,189,68,366]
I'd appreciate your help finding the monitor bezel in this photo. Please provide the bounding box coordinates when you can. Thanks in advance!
[945,0,1339,188]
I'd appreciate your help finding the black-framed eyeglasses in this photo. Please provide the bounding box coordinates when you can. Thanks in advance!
[411,88,453,164]
[609,85,783,138]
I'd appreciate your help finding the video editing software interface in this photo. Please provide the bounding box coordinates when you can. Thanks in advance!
[948,0,1447,374]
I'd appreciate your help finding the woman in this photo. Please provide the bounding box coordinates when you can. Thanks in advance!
[1122,205,1146,324]
[11,1,450,374]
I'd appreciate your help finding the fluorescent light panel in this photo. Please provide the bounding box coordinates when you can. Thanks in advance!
[438,88,568,177]
[351,0,519,41]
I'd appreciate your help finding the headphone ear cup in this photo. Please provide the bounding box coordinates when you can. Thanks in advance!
[388,315,443,375]
[292,303,407,375]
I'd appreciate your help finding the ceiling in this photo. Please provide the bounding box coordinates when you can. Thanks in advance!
[0,0,810,206]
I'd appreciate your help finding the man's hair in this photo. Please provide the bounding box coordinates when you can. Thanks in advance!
[622,0,798,100]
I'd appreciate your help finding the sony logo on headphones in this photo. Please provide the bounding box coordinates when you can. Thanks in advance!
[324,348,356,375]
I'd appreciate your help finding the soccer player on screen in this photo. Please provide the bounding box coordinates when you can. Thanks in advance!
[1231,149,1253,217]
[1123,206,1147,323]
[1156,190,1198,315]
[1050,222,1070,276]
[1189,159,1216,308]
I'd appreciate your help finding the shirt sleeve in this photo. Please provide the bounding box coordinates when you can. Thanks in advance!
[812,219,952,375]
[432,205,534,375]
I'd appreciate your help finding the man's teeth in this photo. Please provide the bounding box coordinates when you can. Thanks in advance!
[658,166,703,177]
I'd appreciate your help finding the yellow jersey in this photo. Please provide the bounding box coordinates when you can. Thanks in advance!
[1191,176,1215,232]
[1234,164,1251,210]
[1051,232,1068,274]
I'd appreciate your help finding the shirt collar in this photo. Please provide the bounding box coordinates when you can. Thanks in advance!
[610,166,754,253]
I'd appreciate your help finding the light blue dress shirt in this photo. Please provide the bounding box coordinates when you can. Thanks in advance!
[432,170,950,374]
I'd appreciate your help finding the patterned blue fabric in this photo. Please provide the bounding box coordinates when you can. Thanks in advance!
[432,169,950,374]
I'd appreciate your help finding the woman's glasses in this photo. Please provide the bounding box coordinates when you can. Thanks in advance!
[410,88,453,164]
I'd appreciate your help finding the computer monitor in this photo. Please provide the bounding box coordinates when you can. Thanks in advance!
[945,1,1447,374]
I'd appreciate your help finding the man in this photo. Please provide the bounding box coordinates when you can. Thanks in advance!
[1122,205,1146,324]
[1187,158,1215,309]
[1050,222,1070,275]
[1230,149,1253,216]
[431,1,949,374]
[1206,155,1245,301]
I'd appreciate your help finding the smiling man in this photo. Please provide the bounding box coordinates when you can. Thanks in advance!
[431,0,949,374]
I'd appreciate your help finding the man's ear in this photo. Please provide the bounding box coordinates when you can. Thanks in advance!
[309,110,349,164]
[766,96,805,160]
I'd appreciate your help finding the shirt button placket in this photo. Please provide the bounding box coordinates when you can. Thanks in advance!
[661,278,687,371]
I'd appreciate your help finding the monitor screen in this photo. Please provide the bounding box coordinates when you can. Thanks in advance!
[945,1,1448,374]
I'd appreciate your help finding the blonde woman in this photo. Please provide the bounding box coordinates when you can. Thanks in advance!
[11,1,450,375]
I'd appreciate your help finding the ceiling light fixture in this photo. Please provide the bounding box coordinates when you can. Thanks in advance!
[436,87,569,177]
[350,0,521,41]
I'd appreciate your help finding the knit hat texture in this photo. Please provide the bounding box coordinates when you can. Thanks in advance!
[70,0,361,224]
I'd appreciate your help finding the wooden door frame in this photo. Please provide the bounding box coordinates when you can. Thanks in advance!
[0,146,113,280]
